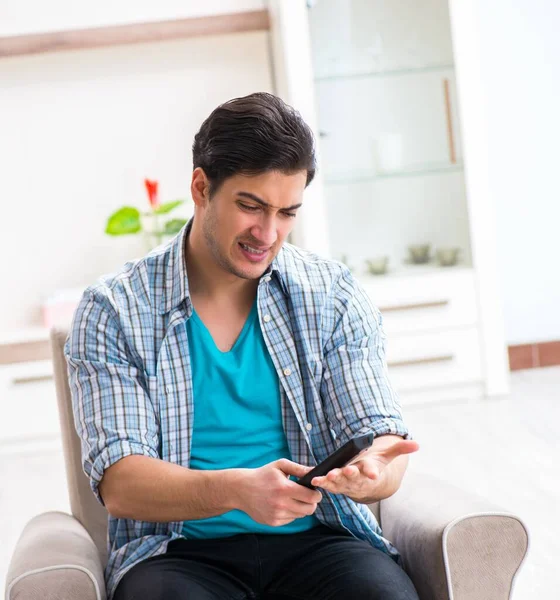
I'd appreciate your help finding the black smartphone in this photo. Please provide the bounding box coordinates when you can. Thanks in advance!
[296,433,374,489]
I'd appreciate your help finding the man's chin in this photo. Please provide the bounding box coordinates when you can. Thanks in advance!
[234,264,270,281]
[231,249,277,280]
[215,256,263,281]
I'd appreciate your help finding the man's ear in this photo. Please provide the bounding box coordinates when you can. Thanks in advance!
[191,167,210,208]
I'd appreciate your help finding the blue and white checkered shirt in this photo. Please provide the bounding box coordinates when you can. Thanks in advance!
[65,223,412,599]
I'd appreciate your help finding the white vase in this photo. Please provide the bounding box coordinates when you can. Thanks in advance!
[374,133,404,173]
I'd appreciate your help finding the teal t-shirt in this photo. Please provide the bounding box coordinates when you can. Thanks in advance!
[182,298,320,538]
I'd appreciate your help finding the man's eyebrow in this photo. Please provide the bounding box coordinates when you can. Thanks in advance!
[237,191,302,211]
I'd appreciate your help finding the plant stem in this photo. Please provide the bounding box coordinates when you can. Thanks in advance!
[155,214,163,245]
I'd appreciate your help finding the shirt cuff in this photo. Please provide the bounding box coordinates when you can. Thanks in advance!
[345,417,413,444]
[89,440,159,505]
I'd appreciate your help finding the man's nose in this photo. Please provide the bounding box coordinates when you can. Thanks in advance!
[251,215,277,247]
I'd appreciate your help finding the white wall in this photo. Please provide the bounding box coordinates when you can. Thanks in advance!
[3,0,559,345]
[0,3,272,335]
[0,0,265,36]
[474,0,560,345]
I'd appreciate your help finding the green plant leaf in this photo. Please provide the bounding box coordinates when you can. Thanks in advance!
[152,200,185,215]
[105,206,141,235]
[164,218,188,235]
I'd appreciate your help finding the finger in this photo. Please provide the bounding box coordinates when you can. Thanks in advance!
[361,462,381,480]
[380,440,420,460]
[310,477,344,495]
[283,498,319,516]
[310,476,331,490]
[313,465,375,490]
[286,480,323,504]
[274,501,318,521]
[311,473,340,487]
[326,468,342,482]
[341,465,360,479]
[276,458,314,478]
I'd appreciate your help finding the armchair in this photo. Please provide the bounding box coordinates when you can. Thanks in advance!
[5,328,529,599]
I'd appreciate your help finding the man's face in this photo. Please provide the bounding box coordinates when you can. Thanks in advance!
[196,169,306,280]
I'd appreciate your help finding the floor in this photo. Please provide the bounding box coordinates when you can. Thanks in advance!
[1,366,558,598]
[403,366,560,599]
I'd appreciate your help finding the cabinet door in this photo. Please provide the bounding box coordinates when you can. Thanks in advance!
[0,361,60,447]
[361,267,478,335]
[386,327,483,392]
[308,0,472,277]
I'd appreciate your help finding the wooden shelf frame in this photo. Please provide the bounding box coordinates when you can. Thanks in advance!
[0,9,270,58]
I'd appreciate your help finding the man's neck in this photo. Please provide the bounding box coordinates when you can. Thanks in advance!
[184,226,258,304]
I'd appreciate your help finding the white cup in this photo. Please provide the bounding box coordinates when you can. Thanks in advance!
[374,133,403,173]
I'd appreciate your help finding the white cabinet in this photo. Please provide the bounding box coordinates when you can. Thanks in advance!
[387,328,483,391]
[0,360,60,450]
[363,267,484,403]
[269,0,510,404]
[361,267,478,335]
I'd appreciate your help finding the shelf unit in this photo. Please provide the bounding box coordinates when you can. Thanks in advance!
[269,0,510,403]
[315,63,455,82]
[324,161,464,185]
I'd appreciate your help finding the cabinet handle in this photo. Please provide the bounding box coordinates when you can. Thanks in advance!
[11,374,53,385]
[443,78,457,164]
[379,300,450,313]
[388,354,454,368]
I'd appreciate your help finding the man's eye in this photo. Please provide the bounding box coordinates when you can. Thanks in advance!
[240,203,259,212]
[283,212,297,218]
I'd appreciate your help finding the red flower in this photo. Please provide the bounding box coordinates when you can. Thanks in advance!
[144,179,160,209]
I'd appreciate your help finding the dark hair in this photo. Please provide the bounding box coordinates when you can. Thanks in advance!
[192,92,316,196]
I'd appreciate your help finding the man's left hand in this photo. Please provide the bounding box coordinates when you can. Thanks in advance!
[310,439,419,503]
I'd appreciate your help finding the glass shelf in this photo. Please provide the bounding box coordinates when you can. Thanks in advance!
[315,63,454,83]
[324,161,464,185]
[354,263,474,280]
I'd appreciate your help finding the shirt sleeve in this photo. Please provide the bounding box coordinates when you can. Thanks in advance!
[64,287,160,505]
[320,267,413,446]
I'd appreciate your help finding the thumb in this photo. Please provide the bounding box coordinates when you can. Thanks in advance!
[380,439,420,461]
[275,458,313,478]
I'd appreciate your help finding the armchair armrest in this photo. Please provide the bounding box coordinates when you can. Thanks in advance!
[377,470,529,600]
[6,511,106,600]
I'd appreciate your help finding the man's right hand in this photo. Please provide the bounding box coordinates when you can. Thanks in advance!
[235,458,323,527]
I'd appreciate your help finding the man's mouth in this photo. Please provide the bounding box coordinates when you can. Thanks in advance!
[238,242,270,262]
[239,242,267,255]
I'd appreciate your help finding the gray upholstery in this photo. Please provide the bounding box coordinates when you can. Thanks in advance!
[5,511,105,600]
[49,328,109,566]
[380,470,529,599]
[4,326,530,600]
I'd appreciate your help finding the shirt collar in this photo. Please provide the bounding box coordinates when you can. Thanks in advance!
[159,219,192,315]
[159,219,283,315]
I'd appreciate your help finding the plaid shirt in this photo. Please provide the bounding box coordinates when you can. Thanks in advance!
[65,223,412,599]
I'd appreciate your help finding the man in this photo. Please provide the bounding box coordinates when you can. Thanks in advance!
[66,92,420,600]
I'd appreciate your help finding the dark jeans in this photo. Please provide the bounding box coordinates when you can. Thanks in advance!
[113,523,419,600]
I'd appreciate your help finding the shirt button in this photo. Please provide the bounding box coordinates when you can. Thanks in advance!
[263,276,271,283]
[166,387,171,394]
[263,314,272,323]
[306,423,313,431]
[283,368,292,376]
